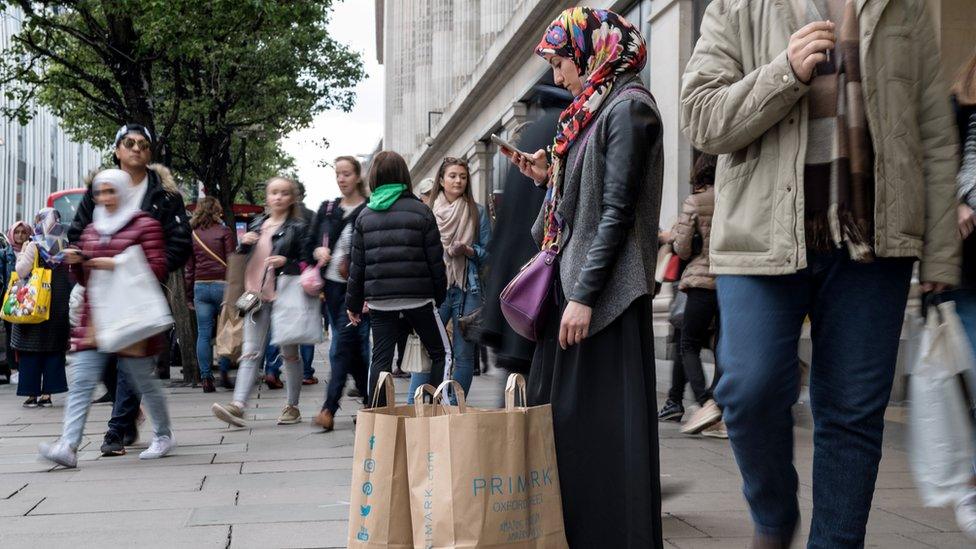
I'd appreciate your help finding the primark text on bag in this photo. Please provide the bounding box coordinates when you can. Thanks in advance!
[405,376,568,548]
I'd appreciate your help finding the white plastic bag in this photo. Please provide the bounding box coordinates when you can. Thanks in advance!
[87,245,173,353]
[907,301,976,507]
[270,274,324,346]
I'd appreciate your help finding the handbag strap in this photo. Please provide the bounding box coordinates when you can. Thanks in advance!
[193,231,227,268]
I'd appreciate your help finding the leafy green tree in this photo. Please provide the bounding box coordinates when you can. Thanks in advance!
[0,0,363,381]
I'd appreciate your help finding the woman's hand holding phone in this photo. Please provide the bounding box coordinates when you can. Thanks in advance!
[504,148,549,185]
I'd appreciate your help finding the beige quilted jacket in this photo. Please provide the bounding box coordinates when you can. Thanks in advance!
[672,187,715,291]
[680,0,960,284]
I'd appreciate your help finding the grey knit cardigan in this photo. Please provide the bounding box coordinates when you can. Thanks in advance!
[532,74,663,335]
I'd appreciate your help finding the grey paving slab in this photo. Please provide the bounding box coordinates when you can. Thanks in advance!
[241,456,351,473]
[0,525,229,549]
[31,489,236,515]
[0,354,972,547]
[230,521,348,549]
[188,501,349,526]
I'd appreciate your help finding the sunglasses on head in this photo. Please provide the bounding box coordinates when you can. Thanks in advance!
[120,137,151,151]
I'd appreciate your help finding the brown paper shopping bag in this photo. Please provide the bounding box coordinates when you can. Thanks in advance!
[348,372,435,548]
[405,376,568,548]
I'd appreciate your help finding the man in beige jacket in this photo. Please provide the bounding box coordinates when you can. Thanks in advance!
[681,0,960,547]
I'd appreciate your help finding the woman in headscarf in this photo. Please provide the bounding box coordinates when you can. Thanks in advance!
[39,168,174,468]
[1,221,33,383]
[10,209,71,407]
[506,8,664,547]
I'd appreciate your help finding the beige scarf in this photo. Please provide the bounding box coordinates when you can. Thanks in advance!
[433,194,476,290]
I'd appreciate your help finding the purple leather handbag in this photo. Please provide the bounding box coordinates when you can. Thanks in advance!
[499,247,558,342]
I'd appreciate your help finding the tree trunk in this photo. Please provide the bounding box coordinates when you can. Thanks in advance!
[166,271,199,385]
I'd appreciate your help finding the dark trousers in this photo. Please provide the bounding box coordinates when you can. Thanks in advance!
[16,351,68,396]
[395,317,411,369]
[368,304,449,407]
[714,251,913,547]
[3,321,16,374]
[323,280,370,413]
[105,356,145,443]
[666,328,686,403]
[680,288,720,406]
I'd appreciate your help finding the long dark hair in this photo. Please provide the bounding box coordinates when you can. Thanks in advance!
[690,152,717,192]
[430,157,479,234]
[367,151,412,192]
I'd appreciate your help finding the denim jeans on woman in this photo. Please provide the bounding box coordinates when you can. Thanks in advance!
[323,280,369,413]
[714,250,913,548]
[193,281,231,379]
[407,285,479,401]
[62,351,171,449]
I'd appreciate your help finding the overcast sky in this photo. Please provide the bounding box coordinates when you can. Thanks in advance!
[282,0,383,208]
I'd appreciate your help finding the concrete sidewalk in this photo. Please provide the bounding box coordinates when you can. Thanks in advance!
[0,352,970,548]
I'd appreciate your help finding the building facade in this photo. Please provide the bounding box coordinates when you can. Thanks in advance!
[377,0,976,398]
[1,8,103,231]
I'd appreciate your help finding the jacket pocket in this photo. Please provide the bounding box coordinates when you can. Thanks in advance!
[882,26,914,83]
[711,158,773,254]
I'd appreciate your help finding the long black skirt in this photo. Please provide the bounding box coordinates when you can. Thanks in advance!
[528,294,663,549]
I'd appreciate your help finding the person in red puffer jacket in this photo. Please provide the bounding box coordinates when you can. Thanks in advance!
[38,168,175,469]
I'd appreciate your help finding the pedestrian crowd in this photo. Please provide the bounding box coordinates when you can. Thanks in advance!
[1,2,975,547]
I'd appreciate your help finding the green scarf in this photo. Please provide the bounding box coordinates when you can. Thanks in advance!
[368,184,407,211]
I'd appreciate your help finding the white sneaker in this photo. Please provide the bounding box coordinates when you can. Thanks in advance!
[956,489,976,539]
[139,434,175,460]
[38,440,77,468]
[680,399,723,434]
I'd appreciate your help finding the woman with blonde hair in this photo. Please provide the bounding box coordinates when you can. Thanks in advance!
[186,196,235,392]
[211,176,309,427]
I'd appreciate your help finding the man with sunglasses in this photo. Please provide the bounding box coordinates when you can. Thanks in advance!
[67,123,192,457]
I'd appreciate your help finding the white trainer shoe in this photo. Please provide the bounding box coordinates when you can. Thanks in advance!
[680,399,723,434]
[139,434,175,460]
[956,489,976,540]
[39,440,77,468]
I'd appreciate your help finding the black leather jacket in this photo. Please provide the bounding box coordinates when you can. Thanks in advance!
[238,214,308,277]
[569,98,659,307]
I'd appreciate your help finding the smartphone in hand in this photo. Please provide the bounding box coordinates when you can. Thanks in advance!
[490,134,529,160]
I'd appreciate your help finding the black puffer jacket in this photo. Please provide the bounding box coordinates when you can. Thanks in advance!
[239,214,308,277]
[68,164,191,273]
[346,193,447,313]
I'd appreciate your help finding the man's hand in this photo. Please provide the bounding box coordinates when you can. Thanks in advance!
[559,301,593,350]
[347,310,362,326]
[788,21,836,84]
[958,204,976,240]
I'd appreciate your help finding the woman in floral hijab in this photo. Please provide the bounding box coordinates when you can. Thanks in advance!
[9,208,72,407]
[507,7,664,548]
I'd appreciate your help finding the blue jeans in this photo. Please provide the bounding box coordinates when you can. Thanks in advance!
[714,251,913,548]
[323,280,370,412]
[408,286,479,402]
[265,343,315,379]
[63,351,171,449]
[947,289,976,362]
[194,281,231,379]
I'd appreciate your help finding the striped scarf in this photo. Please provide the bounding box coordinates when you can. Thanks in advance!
[801,0,875,262]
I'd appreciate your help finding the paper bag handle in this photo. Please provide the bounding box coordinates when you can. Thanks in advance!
[412,384,437,417]
[504,373,528,410]
[432,380,467,414]
[370,371,396,409]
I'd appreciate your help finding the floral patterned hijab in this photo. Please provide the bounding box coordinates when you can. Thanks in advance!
[32,208,68,266]
[535,8,646,248]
